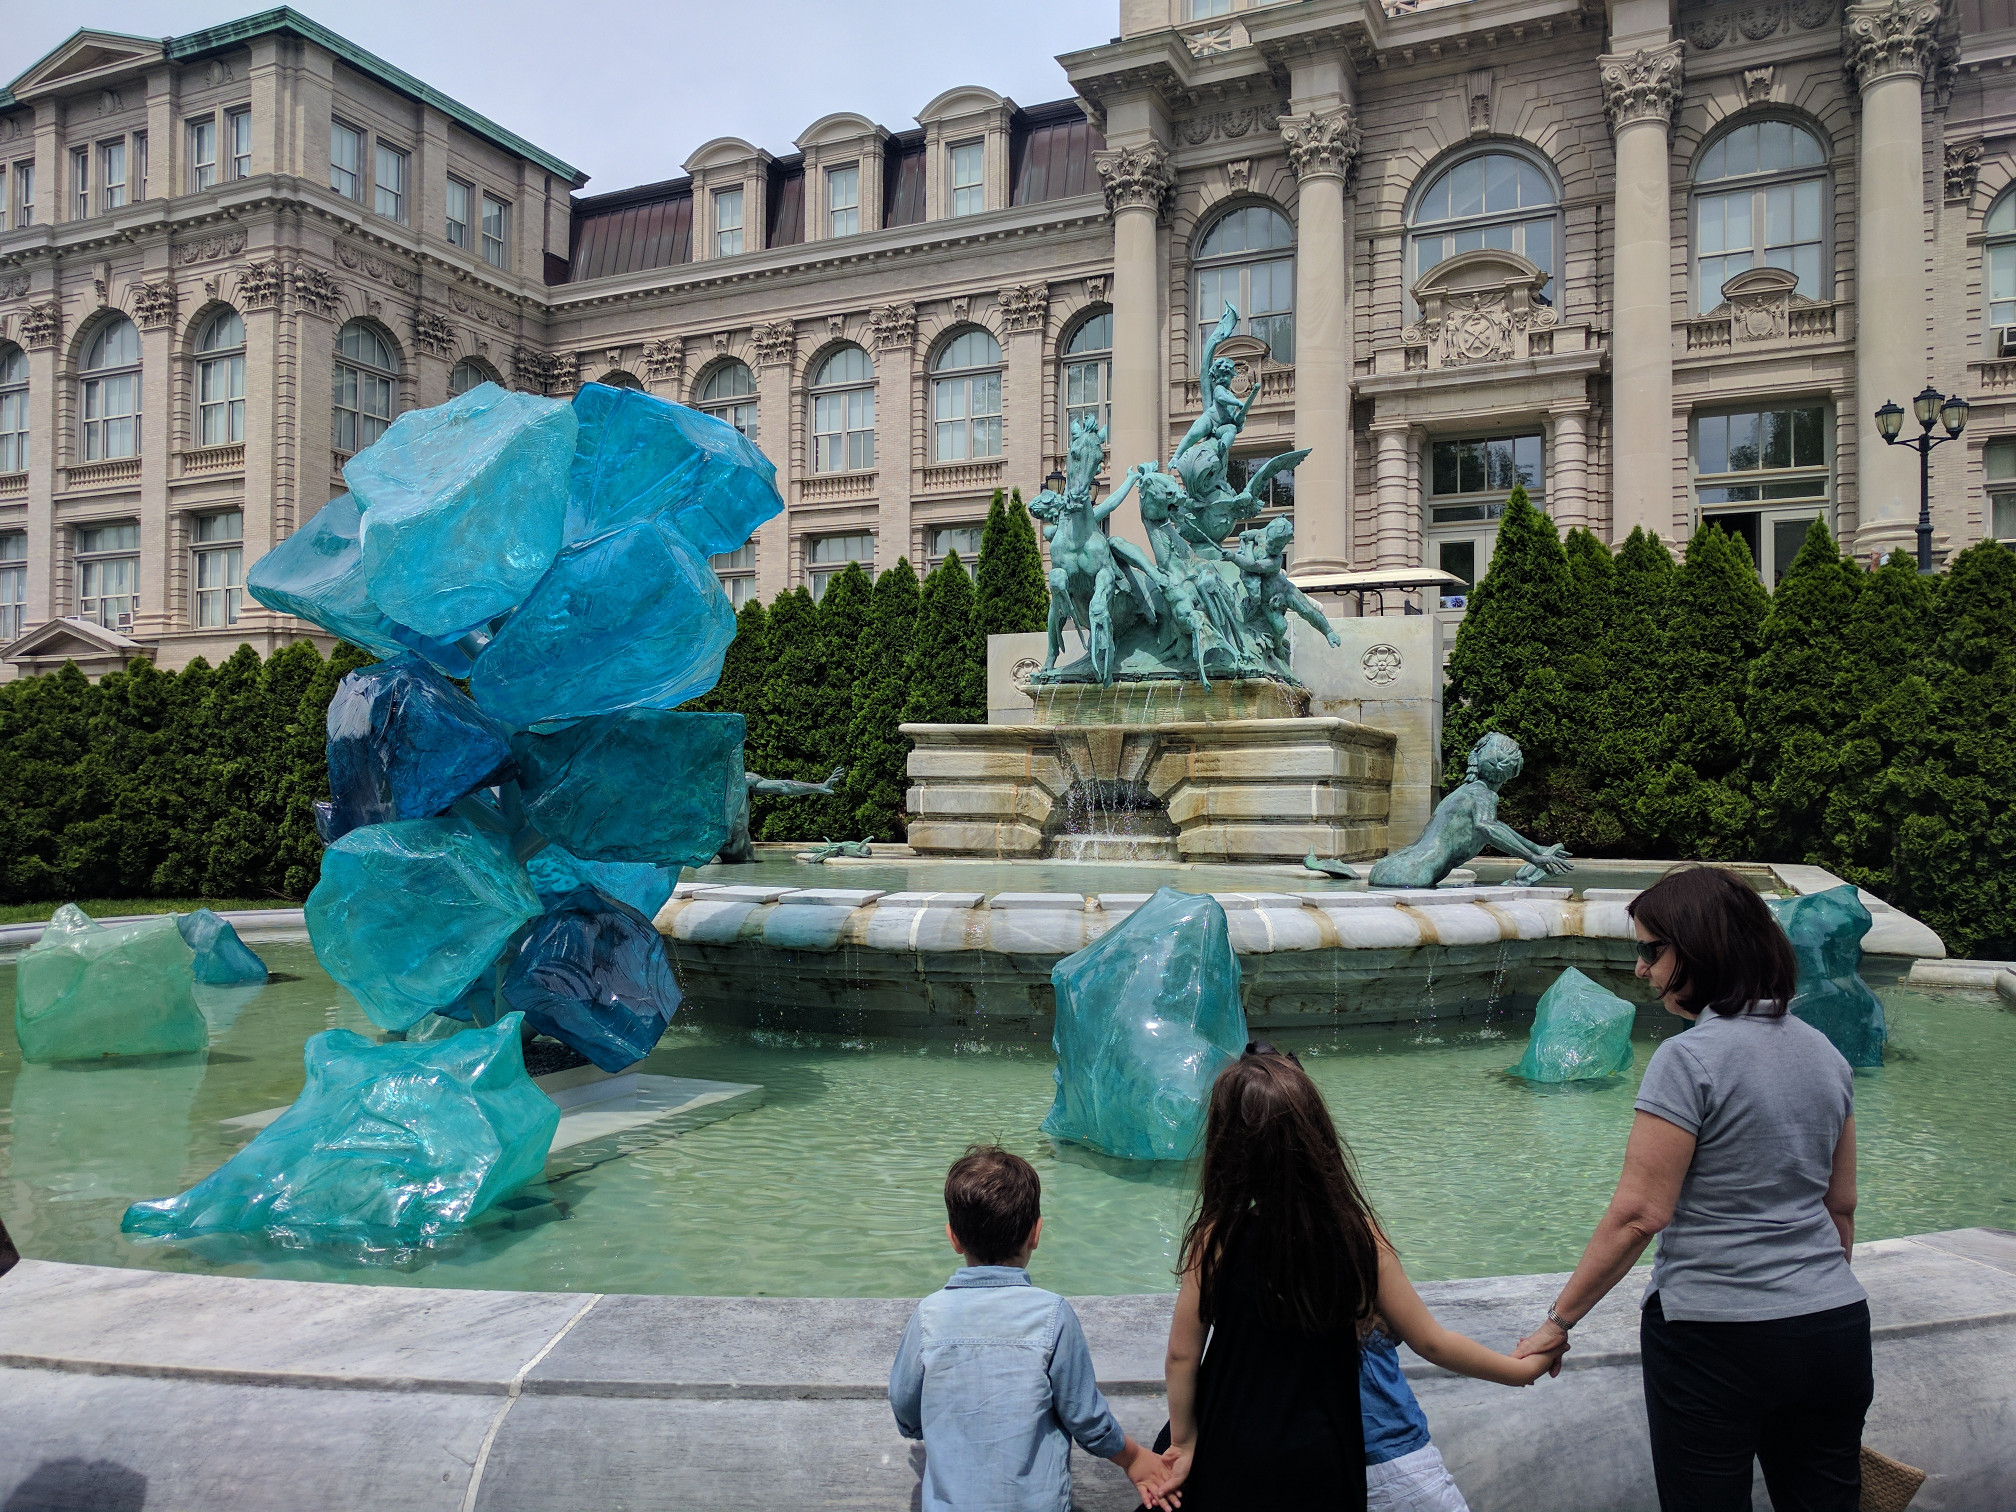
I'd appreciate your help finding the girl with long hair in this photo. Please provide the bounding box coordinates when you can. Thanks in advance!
[1153,1045,1560,1511]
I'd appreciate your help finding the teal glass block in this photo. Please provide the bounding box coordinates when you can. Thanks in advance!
[469,515,736,730]
[15,906,208,1063]
[502,888,681,1072]
[175,908,269,985]
[1041,887,1247,1162]
[323,655,516,843]
[514,710,744,866]
[348,383,578,640]
[306,818,543,1032]
[1768,885,1886,1068]
[1508,968,1636,1082]
[120,1014,559,1248]
[525,846,676,920]
[568,382,783,558]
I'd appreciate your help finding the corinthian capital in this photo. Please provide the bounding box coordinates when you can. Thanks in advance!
[1599,43,1685,134]
[1843,0,1947,91]
[1280,106,1362,185]
[1094,141,1176,221]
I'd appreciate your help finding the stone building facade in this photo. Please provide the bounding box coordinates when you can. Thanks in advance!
[1,0,2011,680]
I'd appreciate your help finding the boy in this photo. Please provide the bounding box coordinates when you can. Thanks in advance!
[889,1145,1163,1511]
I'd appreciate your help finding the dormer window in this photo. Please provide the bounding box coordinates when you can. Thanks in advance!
[715,187,745,256]
[950,142,984,217]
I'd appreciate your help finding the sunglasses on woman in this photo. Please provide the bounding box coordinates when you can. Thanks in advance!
[1635,939,1670,966]
[1244,1040,1303,1067]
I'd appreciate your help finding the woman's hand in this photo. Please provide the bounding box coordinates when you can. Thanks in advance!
[1144,1444,1192,1507]
[1507,1338,1567,1382]
[1513,1317,1570,1375]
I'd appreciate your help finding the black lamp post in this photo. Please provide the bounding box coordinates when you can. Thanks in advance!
[1875,385,1970,573]
[1045,470,1067,495]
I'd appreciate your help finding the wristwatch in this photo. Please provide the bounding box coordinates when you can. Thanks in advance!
[1545,1305,1576,1332]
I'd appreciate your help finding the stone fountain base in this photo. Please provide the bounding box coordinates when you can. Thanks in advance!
[901,679,1396,862]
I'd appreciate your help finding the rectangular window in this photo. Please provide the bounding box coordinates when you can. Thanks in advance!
[927,524,984,568]
[374,143,408,222]
[715,187,744,256]
[190,117,219,191]
[949,142,984,217]
[1693,404,1829,582]
[827,164,859,238]
[198,346,246,447]
[133,133,147,201]
[72,146,89,220]
[0,374,26,472]
[12,162,32,228]
[812,386,876,472]
[76,522,140,629]
[1190,0,1233,14]
[1697,180,1823,313]
[0,532,25,642]
[446,176,472,248]
[1428,434,1544,516]
[806,533,874,600]
[101,140,126,211]
[1986,439,2016,543]
[82,369,141,461]
[228,108,252,179]
[481,194,510,267]
[330,120,364,200]
[194,510,244,627]
[932,371,1003,461]
[712,541,756,607]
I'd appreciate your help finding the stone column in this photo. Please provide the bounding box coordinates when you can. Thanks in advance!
[237,260,288,639]
[19,296,62,633]
[1599,43,1683,547]
[1845,0,1945,556]
[131,287,178,640]
[754,326,798,589]
[1095,141,1174,552]
[1549,402,1592,534]
[1281,107,1361,575]
[868,304,916,589]
[1373,420,1413,568]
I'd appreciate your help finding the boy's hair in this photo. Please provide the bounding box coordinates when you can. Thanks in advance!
[944,1145,1041,1265]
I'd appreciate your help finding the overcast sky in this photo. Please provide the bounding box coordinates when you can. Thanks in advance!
[10,0,1116,193]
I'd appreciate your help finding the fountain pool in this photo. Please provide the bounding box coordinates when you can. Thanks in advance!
[3,937,2010,1299]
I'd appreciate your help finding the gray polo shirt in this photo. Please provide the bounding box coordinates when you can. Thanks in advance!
[1634,1007,1866,1322]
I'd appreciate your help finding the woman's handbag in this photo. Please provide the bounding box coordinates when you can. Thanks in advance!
[1858,1444,1927,1512]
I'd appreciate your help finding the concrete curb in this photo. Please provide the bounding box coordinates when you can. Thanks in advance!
[0,907,307,951]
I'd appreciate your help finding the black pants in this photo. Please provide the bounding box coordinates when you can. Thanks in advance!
[1641,1293,1873,1512]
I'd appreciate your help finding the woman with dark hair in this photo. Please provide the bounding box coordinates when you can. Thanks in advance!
[1513,866,1870,1511]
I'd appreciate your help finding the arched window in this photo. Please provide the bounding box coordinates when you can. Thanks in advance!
[601,370,644,391]
[1194,204,1295,364]
[0,345,27,474]
[1061,311,1111,440]
[448,358,498,397]
[195,308,245,447]
[698,360,758,440]
[333,321,396,456]
[1986,191,2016,337]
[931,329,1002,462]
[81,317,141,461]
[1693,119,1827,314]
[810,345,875,472]
[1408,150,1558,308]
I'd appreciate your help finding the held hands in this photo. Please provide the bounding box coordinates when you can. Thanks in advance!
[1512,1317,1571,1379]
[1137,1444,1192,1509]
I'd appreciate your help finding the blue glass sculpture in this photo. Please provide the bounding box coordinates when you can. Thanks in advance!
[525,846,677,920]
[1508,968,1635,1082]
[1768,885,1886,1068]
[307,818,543,1031]
[15,906,208,1063]
[322,654,516,843]
[120,1014,559,1248]
[514,710,745,865]
[175,908,269,985]
[1042,888,1247,1162]
[470,516,737,729]
[347,383,578,640]
[243,494,477,676]
[568,382,784,558]
[502,888,681,1072]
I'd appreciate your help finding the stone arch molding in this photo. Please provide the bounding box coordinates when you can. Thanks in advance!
[1675,96,1848,174]
[798,335,875,391]
[687,347,758,407]
[1373,118,1590,224]
[67,305,140,369]
[178,298,242,359]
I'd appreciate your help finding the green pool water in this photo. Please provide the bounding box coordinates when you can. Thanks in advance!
[1,940,2009,1297]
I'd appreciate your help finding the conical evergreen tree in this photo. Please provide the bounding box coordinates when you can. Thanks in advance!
[843,557,922,840]
[149,656,217,895]
[1593,527,1678,855]
[797,561,872,837]
[13,662,113,900]
[274,641,376,897]
[976,486,1050,639]
[65,656,174,897]
[902,551,986,725]
[196,644,282,895]
[703,596,773,768]
[755,585,826,841]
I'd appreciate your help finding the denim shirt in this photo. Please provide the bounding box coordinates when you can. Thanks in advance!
[889,1265,1126,1512]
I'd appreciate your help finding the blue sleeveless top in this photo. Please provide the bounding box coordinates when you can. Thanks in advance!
[1359,1327,1432,1466]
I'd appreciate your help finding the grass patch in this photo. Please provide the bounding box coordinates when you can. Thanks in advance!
[0,898,296,926]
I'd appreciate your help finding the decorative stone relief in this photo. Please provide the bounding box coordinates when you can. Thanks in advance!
[1740,2,1788,38]
[1184,25,1236,57]
[202,59,235,87]
[871,303,917,350]
[239,260,285,312]
[1177,106,1283,145]
[546,352,579,394]
[131,281,177,331]
[294,268,344,318]
[1401,249,1558,368]
[1683,9,1734,47]
[0,274,28,300]
[711,331,733,357]
[949,296,972,325]
[998,284,1048,334]
[1599,44,1684,132]
[1842,0,1946,90]
[1226,159,1252,193]
[603,347,624,370]
[1362,644,1402,685]
[1944,139,1982,201]
[336,244,415,290]
[1011,655,1039,689]
[751,320,796,366]
[448,290,513,331]
[413,311,456,358]
[825,313,846,338]
[1694,265,1832,343]
[1094,141,1176,221]
[178,231,245,265]
[1083,276,1108,305]
[1793,0,1837,26]
[1280,107,1361,184]
[97,89,124,116]
[641,337,683,384]
[21,301,61,350]
[511,347,546,392]
[1465,70,1495,135]
[1744,66,1777,103]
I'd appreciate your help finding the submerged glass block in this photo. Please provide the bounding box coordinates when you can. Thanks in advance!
[525,846,676,920]
[120,1014,559,1248]
[1041,887,1247,1162]
[513,710,744,866]
[502,888,681,1072]
[307,818,543,1031]
[470,515,736,730]
[568,382,783,558]
[175,908,269,985]
[1508,968,1636,1082]
[243,494,476,677]
[15,906,208,1063]
[322,654,516,843]
[1768,885,1886,1068]
[348,383,578,640]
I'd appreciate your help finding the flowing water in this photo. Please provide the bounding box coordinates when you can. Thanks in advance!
[3,940,2010,1298]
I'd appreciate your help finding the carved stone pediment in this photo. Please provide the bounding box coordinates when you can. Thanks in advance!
[1402,250,1558,368]
[1702,265,1821,341]
[1210,333,1274,396]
